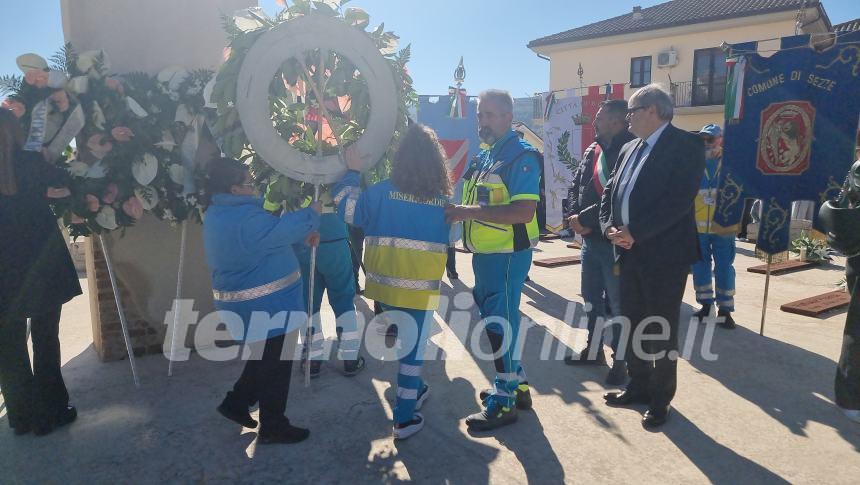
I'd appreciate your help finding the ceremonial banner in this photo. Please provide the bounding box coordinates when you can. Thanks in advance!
[417,94,479,183]
[715,32,860,253]
[542,84,625,233]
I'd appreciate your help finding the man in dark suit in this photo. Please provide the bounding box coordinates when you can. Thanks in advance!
[598,84,704,429]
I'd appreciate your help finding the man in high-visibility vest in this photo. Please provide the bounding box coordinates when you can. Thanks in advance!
[691,124,737,329]
[445,89,540,431]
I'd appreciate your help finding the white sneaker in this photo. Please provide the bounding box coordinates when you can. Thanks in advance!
[415,384,430,411]
[393,412,424,440]
[843,408,860,424]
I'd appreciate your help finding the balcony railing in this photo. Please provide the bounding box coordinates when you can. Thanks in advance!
[670,81,726,108]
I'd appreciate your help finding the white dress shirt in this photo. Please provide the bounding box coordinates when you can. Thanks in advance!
[619,122,669,224]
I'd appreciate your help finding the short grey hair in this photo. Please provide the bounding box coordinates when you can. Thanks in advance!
[630,83,674,121]
[479,89,514,115]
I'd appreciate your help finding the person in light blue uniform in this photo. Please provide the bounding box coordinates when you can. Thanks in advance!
[202,157,320,445]
[446,90,541,431]
[264,187,364,378]
[334,124,452,440]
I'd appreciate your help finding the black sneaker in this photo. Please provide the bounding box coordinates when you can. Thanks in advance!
[479,383,532,410]
[343,356,366,376]
[259,421,310,445]
[301,360,322,379]
[564,349,606,366]
[217,400,258,428]
[694,304,713,321]
[34,406,77,436]
[717,309,737,329]
[465,400,518,431]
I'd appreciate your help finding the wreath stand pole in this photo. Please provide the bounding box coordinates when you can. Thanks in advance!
[759,253,773,336]
[167,220,188,377]
[98,234,141,388]
[304,183,321,388]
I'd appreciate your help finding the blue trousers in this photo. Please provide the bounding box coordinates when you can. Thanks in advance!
[472,250,532,408]
[691,233,736,312]
[580,237,622,359]
[297,240,360,360]
[379,304,431,425]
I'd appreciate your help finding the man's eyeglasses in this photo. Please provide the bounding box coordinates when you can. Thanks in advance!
[626,105,647,115]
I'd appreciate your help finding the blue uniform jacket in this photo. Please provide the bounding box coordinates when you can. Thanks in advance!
[203,194,320,342]
[334,170,451,247]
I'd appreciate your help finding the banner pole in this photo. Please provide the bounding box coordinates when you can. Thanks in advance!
[759,254,773,336]
[99,234,141,387]
[168,220,188,377]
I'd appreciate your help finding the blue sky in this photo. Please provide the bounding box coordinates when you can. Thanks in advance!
[1,1,857,97]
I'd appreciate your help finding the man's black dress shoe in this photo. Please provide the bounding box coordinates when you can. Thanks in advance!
[603,390,649,407]
[642,405,670,429]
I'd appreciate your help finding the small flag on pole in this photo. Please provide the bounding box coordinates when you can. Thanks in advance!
[448,86,467,118]
[724,56,746,121]
[543,92,556,120]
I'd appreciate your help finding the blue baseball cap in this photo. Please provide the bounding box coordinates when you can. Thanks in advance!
[698,123,723,137]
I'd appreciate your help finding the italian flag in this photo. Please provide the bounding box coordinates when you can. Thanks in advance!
[448,87,467,118]
[724,56,746,121]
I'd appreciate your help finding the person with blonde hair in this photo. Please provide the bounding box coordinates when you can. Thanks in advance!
[0,108,81,436]
[334,123,452,439]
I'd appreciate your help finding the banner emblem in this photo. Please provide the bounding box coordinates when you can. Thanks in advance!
[756,101,815,175]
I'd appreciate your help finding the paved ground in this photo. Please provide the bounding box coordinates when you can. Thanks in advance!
[2,238,859,484]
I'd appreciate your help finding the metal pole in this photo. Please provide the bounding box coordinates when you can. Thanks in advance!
[168,220,188,377]
[98,234,141,387]
[759,254,773,336]
[305,183,321,387]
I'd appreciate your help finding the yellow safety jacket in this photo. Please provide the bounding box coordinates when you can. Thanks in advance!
[462,134,540,253]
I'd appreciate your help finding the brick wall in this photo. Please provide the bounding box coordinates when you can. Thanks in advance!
[85,237,165,362]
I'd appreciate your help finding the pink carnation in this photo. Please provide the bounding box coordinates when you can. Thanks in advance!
[122,196,144,220]
[102,183,119,204]
[86,134,113,159]
[105,77,124,93]
[86,194,100,212]
[1,98,26,118]
[50,90,70,113]
[111,126,134,142]
[24,69,49,88]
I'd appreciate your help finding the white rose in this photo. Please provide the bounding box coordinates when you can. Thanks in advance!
[95,206,118,230]
[168,164,186,185]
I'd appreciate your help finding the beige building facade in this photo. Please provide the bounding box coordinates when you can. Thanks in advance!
[529,1,832,131]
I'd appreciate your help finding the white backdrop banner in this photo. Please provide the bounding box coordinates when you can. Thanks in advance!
[542,95,583,233]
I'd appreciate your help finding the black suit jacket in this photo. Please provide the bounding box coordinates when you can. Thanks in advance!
[598,124,705,267]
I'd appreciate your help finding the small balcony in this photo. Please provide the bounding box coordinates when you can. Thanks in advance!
[670,80,726,108]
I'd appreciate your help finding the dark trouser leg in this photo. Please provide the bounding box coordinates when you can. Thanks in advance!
[446,247,457,275]
[836,255,860,410]
[348,226,364,289]
[641,265,688,408]
[0,316,34,428]
[29,307,69,422]
[738,199,754,237]
[255,333,295,429]
[620,263,650,396]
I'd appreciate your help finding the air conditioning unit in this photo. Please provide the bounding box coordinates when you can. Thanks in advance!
[657,50,678,68]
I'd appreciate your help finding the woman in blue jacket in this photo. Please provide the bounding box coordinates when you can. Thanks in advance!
[335,124,452,439]
[202,157,320,445]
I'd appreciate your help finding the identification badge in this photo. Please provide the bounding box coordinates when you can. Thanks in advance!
[703,195,716,206]
[476,186,491,206]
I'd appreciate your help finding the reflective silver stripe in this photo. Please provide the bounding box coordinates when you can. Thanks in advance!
[366,272,440,291]
[497,372,519,382]
[339,330,360,341]
[334,186,359,205]
[399,363,422,377]
[716,288,736,296]
[212,271,300,302]
[366,236,447,253]
[397,387,419,399]
[344,196,358,224]
[694,284,714,292]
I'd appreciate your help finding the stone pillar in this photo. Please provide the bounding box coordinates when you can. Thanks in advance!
[61,0,256,361]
